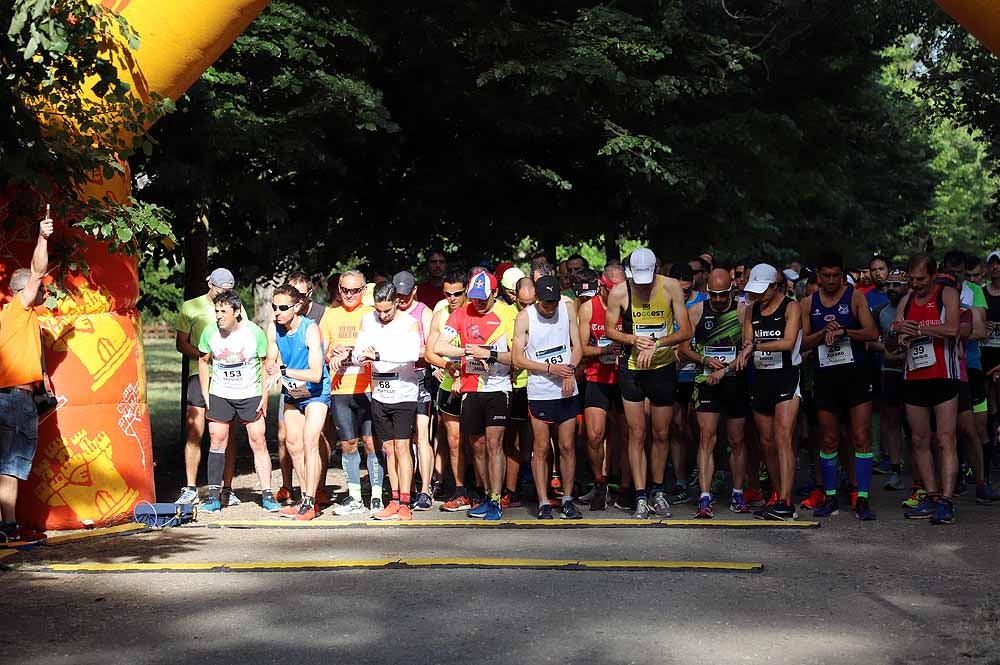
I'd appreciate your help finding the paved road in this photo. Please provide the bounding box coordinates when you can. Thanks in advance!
[6,480,1000,665]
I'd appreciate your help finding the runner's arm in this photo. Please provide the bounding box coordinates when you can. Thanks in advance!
[971,306,987,341]
[846,289,879,343]
[798,298,826,351]
[677,301,705,365]
[567,300,583,367]
[604,283,643,347]
[917,287,960,339]
[756,300,801,353]
[511,309,543,371]
[19,213,53,308]
[198,350,212,405]
[577,299,602,359]
[424,308,454,368]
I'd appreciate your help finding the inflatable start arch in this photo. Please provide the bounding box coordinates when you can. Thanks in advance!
[0,0,996,529]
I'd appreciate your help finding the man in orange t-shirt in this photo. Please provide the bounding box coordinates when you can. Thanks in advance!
[0,211,53,544]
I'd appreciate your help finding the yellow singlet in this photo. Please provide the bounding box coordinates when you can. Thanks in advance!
[626,276,675,371]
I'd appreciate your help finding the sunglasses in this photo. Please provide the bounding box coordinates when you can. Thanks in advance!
[271,303,295,311]
[885,281,906,287]
[340,286,364,296]
[445,289,466,298]
[708,288,732,296]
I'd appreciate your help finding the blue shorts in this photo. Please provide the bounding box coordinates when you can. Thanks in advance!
[0,390,39,481]
[331,393,373,441]
[284,393,330,413]
[528,396,580,425]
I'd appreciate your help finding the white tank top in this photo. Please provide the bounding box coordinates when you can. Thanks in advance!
[526,301,578,400]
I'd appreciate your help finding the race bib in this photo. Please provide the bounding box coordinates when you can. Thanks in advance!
[678,361,698,373]
[635,322,667,339]
[372,372,399,400]
[818,340,855,368]
[907,336,936,371]
[535,344,568,365]
[984,326,1000,348]
[464,355,489,375]
[597,336,619,364]
[216,361,250,389]
[702,346,736,375]
[754,350,783,370]
[281,375,312,399]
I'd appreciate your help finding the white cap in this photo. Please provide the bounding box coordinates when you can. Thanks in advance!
[629,248,657,285]
[846,274,856,286]
[988,250,1000,264]
[744,264,778,294]
[782,268,799,282]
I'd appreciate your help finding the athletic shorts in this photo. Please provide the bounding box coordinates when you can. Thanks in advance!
[958,381,972,414]
[372,400,417,441]
[674,380,695,407]
[584,381,622,412]
[415,368,432,407]
[881,370,903,408]
[812,365,874,413]
[969,368,987,408]
[436,387,462,418]
[529,396,580,424]
[207,394,263,424]
[617,364,676,407]
[331,393,373,441]
[185,374,207,408]
[283,393,330,413]
[902,378,959,409]
[0,390,38,481]
[509,387,529,421]
[749,367,801,413]
[694,377,750,419]
[460,391,510,435]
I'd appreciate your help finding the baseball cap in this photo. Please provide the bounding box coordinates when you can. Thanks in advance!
[629,248,656,285]
[782,268,799,282]
[466,270,498,300]
[392,271,415,296]
[987,250,1000,264]
[500,267,526,292]
[535,276,561,302]
[744,264,778,294]
[208,268,235,289]
[574,268,600,298]
[495,262,514,281]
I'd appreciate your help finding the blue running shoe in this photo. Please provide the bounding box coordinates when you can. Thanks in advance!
[536,504,554,519]
[814,496,839,517]
[976,482,998,505]
[694,495,714,519]
[854,497,876,521]
[728,491,749,514]
[874,456,893,476]
[904,495,938,519]
[484,499,502,521]
[412,492,434,511]
[467,500,490,519]
[930,497,955,525]
[561,501,583,520]
[261,494,281,513]
[201,498,222,513]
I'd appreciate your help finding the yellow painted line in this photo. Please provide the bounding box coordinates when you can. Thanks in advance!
[210,518,817,529]
[44,523,147,545]
[0,549,17,562]
[19,557,762,573]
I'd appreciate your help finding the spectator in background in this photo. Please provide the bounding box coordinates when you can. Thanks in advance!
[416,248,448,308]
[689,257,711,293]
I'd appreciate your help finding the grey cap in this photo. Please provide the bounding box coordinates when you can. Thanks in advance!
[393,271,416,296]
[207,268,235,289]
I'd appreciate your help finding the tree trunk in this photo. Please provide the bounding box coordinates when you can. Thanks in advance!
[179,212,209,444]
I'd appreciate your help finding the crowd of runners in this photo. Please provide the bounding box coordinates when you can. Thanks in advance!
[172,246,1000,525]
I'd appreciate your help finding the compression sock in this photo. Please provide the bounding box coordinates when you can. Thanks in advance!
[820,451,839,496]
[401,492,410,506]
[651,482,665,494]
[635,489,647,503]
[343,448,363,501]
[367,452,383,495]
[391,489,400,504]
[855,451,873,499]
[561,495,573,505]
[207,451,226,501]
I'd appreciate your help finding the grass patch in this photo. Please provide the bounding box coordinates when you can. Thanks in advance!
[145,338,184,451]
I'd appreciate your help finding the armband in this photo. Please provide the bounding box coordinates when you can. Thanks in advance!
[487,349,499,365]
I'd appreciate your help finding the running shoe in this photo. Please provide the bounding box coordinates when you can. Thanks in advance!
[729,491,750,514]
[261,494,282,513]
[976,482,999,505]
[744,488,766,508]
[813,496,839,518]
[883,473,903,491]
[576,486,596,504]
[332,496,368,516]
[651,491,672,518]
[431,480,448,501]
[763,499,795,521]
[440,495,472,512]
[200,497,222,513]
[274,486,293,504]
[397,505,413,521]
[222,487,241,507]
[537,504,554,519]
[174,486,200,505]
[632,498,652,520]
[665,484,690,505]
[930,497,955,525]
[694,495,714,519]
[500,491,522,509]
[279,503,302,518]
[902,488,927,509]
[412,492,434,511]
[484,500,503,521]
[874,456,893,475]
[0,524,47,545]
[904,495,938,520]
[614,487,635,511]
[561,501,583,520]
[315,487,333,507]
[467,500,490,519]
[854,497,876,521]
[293,503,318,521]
[753,491,778,518]
[373,501,401,521]
[590,483,608,511]
[370,497,385,514]
[799,488,825,511]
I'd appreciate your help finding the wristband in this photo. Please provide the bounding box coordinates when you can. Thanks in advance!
[280,364,288,377]
[374,352,381,362]
[489,349,499,362]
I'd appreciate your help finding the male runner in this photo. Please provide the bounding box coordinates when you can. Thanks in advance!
[415,249,448,308]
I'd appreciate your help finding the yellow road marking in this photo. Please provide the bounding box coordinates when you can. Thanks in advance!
[210,518,817,529]
[44,523,147,545]
[0,549,17,561]
[20,557,762,573]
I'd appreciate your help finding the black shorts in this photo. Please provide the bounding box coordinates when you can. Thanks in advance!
[206,394,262,424]
[460,392,510,435]
[618,364,676,407]
[969,368,987,407]
[694,377,750,419]
[902,378,959,409]
[186,374,207,408]
[812,365,873,413]
[584,381,622,412]
[436,386,462,418]
[958,381,972,414]
[509,387,529,421]
[881,371,903,408]
[982,348,1000,375]
[529,397,580,424]
[372,400,417,441]
[674,380,695,406]
[750,367,801,413]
